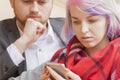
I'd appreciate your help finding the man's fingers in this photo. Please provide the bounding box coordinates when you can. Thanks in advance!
[36,26,46,35]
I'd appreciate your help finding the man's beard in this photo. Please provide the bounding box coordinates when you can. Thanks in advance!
[15,17,26,28]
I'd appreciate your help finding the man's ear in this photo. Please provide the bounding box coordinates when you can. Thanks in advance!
[9,0,14,8]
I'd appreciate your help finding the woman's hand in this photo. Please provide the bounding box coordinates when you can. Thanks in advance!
[40,67,51,80]
[46,66,66,80]
[65,68,81,80]
[45,66,81,80]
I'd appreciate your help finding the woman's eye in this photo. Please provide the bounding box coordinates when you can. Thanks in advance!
[88,19,97,23]
[72,21,81,24]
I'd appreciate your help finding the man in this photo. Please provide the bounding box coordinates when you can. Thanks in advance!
[0,0,65,80]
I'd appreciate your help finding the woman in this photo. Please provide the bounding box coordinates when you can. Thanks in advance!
[41,0,120,80]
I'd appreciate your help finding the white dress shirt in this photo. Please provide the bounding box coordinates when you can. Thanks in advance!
[7,20,64,70]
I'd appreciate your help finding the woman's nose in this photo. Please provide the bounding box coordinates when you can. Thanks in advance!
[81,22,89,33]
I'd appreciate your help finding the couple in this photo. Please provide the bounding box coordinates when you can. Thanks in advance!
[1,0,120,80]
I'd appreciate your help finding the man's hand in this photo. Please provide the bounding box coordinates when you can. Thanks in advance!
[14,18,46,54]
[23,18,46,43]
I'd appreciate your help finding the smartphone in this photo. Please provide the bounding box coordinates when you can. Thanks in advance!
[46,62,68,79]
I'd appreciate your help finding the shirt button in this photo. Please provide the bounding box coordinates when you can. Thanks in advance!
[38,48,41,51]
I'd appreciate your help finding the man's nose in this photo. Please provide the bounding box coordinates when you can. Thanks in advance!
[30,2,40,13]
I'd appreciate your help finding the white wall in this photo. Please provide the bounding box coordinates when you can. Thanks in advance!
[0,0,14,20]
[0,0,66,20]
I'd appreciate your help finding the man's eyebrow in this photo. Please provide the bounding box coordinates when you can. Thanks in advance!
[39,0,49,1]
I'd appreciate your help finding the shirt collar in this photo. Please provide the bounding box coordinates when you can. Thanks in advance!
[16,22,23,36]
[36,20,56,42]
[46,20,56,41]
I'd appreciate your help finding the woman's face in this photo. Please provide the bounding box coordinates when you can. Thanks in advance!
[70,5,109,52]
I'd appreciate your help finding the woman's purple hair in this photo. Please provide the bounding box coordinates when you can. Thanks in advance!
[61,0,120,43]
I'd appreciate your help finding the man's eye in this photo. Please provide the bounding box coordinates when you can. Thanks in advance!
[23,0,30,1]
[39,2,45,4]
[40,0,49,3]
[23,0,31,3]
[38,1,47,4]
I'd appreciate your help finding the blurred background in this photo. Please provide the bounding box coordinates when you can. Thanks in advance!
[0,0,66,20]
[0,0,120,20]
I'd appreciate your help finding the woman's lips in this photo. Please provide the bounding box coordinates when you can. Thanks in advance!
[81,36,93,42]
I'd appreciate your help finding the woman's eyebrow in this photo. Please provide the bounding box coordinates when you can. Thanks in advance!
[71,16,79,20]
